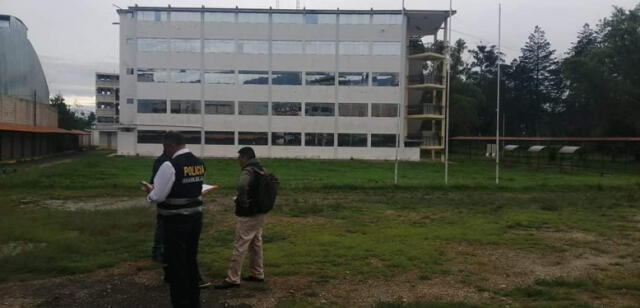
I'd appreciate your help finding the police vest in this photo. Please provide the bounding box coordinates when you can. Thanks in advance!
[158,152,205,213]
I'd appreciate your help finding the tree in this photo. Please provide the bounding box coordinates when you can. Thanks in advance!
[508,26,564,136]
[49,94,93,130]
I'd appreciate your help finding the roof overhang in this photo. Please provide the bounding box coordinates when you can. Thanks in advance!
[406,10,455,37]
[0,122,89,135]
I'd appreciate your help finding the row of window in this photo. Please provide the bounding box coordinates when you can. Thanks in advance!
[134,69,399,87]
[135,11,402,25]
[138,130,398,147]
[137,100,399,117]
[131,39,401,56]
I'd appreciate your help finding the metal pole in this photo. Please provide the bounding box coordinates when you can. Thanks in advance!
[395,5,407,184]
[495,3,502,184]
[444,0,453,184]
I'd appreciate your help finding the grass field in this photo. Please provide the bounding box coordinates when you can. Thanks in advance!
[1,150,640,307]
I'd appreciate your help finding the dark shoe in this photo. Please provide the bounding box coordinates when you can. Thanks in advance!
[242,276,264,283]
[198,280,211,289]
[213,281,240,289]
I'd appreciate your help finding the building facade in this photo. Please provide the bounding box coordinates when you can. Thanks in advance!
[92,72,119,149]
[0,14,88,162]
[116,7,451,160]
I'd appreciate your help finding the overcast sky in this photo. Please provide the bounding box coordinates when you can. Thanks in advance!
[2,0,638,109]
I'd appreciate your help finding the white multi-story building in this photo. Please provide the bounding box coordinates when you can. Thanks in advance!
[116,6,452,160]
[92,72,119,149]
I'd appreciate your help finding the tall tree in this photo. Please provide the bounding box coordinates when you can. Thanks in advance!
[509,26,564,136]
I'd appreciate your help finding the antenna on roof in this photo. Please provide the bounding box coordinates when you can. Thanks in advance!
[112,4,122,9]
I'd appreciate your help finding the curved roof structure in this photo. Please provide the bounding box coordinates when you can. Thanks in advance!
[0,14,49,104]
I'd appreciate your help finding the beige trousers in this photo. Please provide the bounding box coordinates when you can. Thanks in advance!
[226,214,265,284]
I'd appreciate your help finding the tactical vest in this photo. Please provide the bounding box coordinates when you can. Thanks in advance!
[158,151,205,214]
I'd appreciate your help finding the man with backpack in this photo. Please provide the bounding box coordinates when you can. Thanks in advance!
[214,147,278,289]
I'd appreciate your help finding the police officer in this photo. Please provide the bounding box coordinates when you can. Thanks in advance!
[144,131,206,308]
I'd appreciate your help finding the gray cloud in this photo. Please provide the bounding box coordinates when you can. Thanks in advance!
[3,0,639,107]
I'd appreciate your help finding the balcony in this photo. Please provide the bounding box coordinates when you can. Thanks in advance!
[405,135,443,150]
[407,73,445,90]
[96,108,116,117]
[408,40,445,56]
[96,80,118,88]
[96,93,116,101]
[407,104,444,119]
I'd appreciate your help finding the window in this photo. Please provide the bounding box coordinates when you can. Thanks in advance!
[137,39,169,52]
[171,100,201,114]
[239,132,268,145]
[138,130,166,144]
[304,14,336,24]
[339,14,370,25]
[271,71,302,85]
[272,132,302,146]
[0,20,9,28]
[205,131,235,145]
[171,12,201,22]
[237,40,268,54]
[372,42,401,56]
[171,69,201,83]
[338,133,367,147]
[371,103,398,117]
[126,98,134,104]
[238,70,269,85]
[339,41,369,55]
[204,12,235,23]
[138,100,167,113]
[171,39,201,53]
[126,38,136,46]
[305,103,335,116]
[305,133,334,147]
[205,101,234,115]
[204,70,236,84]
[372,72,399,86]
[238,102,268,115]
[339,72,369,86]
[126,68,134,75]
[339,103,368,117]
[372,14,402,25]
[137,68,168,83]
[371,134,397,147]
[137,11,168,22]
[305,72,335,86]
[272,41,303,54]
[272,102,301,116]
[97,116,115,123]
[180,131,202,144]
[273,14,303,24]
[238,13,269,23]
[204,40,235,53]
[305,41,335,55]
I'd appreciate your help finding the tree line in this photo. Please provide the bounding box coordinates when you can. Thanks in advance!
[449,4,640,138]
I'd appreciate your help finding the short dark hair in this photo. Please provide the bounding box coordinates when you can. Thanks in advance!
[238,147,256,159]
[163,131,185,145]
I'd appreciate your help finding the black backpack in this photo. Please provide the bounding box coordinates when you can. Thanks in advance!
[249,167,279,214]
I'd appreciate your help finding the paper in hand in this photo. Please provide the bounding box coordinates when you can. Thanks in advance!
[202,184,220,195]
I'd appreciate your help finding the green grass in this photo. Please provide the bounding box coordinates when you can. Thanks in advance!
[1,150,640,306]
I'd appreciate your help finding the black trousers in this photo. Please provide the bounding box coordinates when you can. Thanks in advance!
[163,213,202,308]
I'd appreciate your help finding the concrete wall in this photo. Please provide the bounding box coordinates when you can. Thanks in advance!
[0,95,57,128]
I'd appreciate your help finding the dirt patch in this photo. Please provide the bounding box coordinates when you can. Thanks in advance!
[19,197,149,211]
[0,242,46,258]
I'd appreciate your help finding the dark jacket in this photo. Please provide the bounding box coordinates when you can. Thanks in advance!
[235,158,263,217]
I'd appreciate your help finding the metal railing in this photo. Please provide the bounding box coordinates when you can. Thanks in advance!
[407,104,443,116]
[408,73,444,86]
